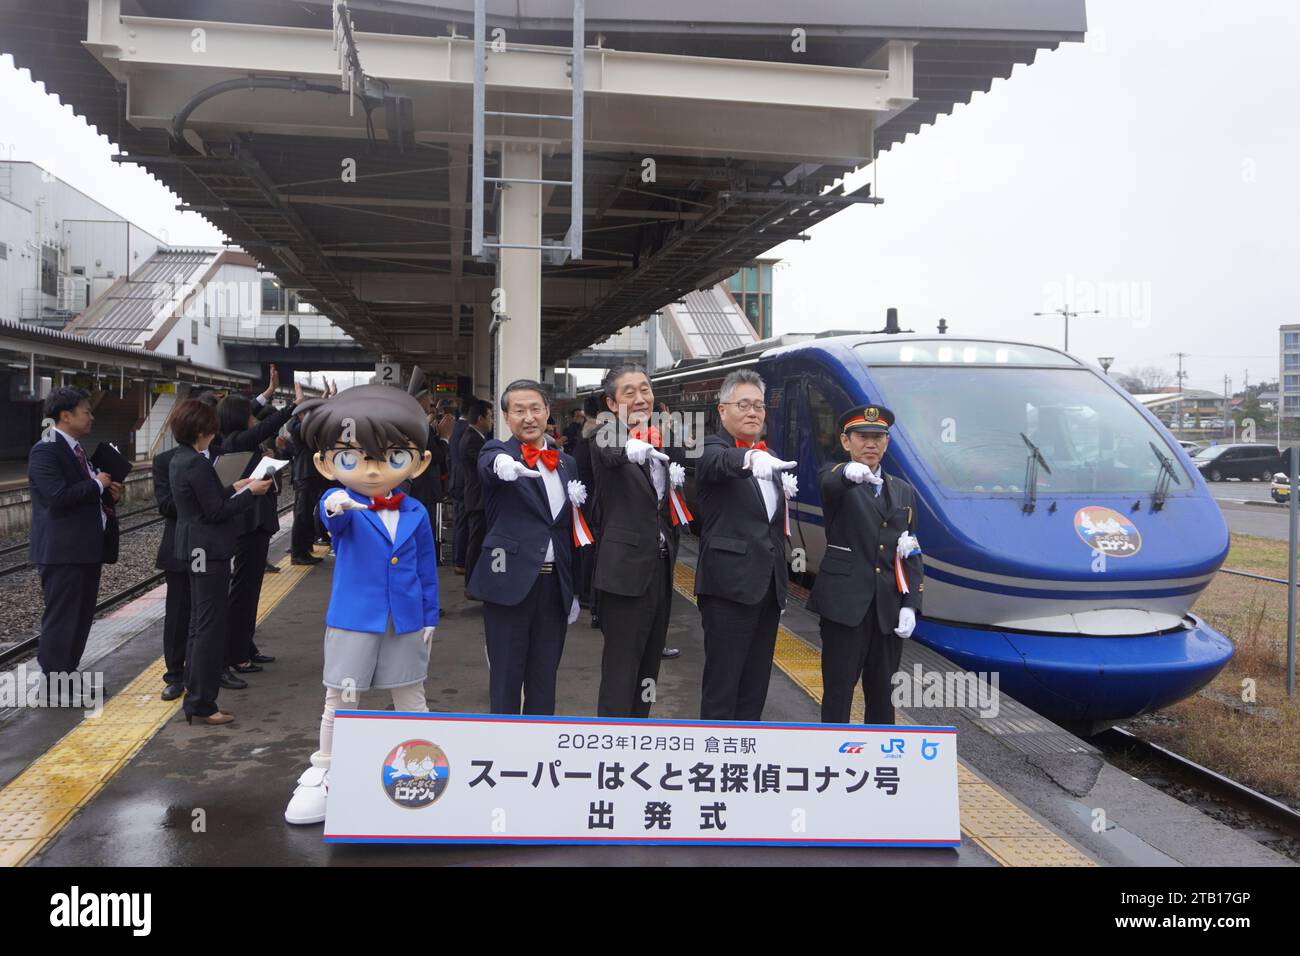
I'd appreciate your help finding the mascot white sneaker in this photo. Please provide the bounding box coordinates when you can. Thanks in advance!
[284,751,330,825]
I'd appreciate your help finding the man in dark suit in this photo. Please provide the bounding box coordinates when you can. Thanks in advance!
[448,403,471,573]
[695,369,798,721]
[470,379,585,714]
[287,412,324,566]
[28,387,121,683]
[806,404,924,725]
[459,399,493,598]
[590,364,687,718]
[570,395,603,618]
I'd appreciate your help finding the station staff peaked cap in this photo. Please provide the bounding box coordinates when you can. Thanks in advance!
[839,404,894,435]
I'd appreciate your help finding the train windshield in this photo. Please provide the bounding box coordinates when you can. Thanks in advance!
[861,354,1192,495]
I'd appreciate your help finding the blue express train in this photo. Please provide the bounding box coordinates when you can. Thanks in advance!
[651,333,1233,733]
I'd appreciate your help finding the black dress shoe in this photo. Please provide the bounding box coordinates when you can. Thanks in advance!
[291,555,323,565]
[232,661,263,674]
[251,653,276,664]
[219,669,249,690]
[265,562,282,573]
[161,683,184,701]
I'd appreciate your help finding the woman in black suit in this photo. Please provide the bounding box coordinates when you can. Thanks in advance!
[169,400,272,725]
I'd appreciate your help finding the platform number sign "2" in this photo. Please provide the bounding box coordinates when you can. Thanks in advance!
[376,362,401,386]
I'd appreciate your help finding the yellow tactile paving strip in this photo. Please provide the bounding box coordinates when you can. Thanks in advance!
[0,549,319,866]
[671,564,1096,867]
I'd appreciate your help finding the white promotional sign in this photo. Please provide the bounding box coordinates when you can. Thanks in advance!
[324,713,960,848]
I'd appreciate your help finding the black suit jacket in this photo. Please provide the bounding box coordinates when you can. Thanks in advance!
[170,444,257,569]
[217,402,293,536]
[694,430,789,608]
[460,426,488,512]
[27,433,119,565]
[448,417,470,500]
[590,418,685,598]
[409,427,447,509]
[153,446,189,572]
[806,462,924,631]
[469,436,581,608]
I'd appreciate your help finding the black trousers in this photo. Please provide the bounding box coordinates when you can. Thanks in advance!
[464,509,486,587]
[452,498,468,566]
[227,529,271,666]
[820,610,904,725]
[162,570,191,685]
[186,563,232,718]
[596,551,673,718]
[483,571,567,714]
[699,580,781,721]
[36,562,101,675]
[291,481,319,558]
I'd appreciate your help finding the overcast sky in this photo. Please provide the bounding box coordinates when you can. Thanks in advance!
[2,0,1296,393]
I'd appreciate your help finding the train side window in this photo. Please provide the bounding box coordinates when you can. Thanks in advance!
[807,382,848,465]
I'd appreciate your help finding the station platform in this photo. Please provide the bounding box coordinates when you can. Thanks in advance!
[0,526,1291,867]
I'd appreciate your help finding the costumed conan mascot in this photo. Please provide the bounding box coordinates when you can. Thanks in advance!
[284,384,441,825]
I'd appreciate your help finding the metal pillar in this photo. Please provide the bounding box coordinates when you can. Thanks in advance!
[493,144,543,438]
[473,302,492,399]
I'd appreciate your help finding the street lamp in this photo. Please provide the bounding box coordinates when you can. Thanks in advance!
[1098,356,1114,374]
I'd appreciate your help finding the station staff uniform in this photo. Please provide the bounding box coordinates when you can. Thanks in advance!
[806,405,924,725]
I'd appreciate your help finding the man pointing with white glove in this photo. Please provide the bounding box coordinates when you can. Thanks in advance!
[805,404,925,725]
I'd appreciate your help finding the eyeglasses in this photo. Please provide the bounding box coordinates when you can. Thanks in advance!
[720,401,768,413]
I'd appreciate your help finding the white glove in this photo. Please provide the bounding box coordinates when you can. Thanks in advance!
[895,607,916,639]
[747,450,798,481]
[423,626,437,647]
[323,489,367,514]
[844,462,884,489]
[567,597,581,625]
[626,437,670,465]
[493,453,543,482]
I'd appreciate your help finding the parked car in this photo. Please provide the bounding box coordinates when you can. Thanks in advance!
[1190,443,1286,482]
[1270,473,1289,503]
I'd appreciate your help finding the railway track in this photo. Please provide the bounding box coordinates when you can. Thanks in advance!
[0,501,295,670]
[0,503,168,579]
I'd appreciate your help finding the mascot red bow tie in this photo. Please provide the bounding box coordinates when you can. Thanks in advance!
[368,493,405,511]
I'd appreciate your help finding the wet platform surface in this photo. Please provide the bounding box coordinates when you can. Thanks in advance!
[0,529,1291,867]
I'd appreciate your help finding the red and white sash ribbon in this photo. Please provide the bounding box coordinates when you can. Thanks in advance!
[572,507,594,548]
[668,485,693,526]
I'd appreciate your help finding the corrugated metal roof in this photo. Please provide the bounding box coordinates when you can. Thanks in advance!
[665,287,757,360]
[65,249,216,347]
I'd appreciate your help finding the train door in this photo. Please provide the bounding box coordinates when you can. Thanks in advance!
[797,376,852,574]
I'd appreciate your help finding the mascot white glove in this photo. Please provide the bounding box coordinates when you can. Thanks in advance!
[493,453,543,482]
[895,607,916,640]
[323,489,367,515]
[423,626,437,647]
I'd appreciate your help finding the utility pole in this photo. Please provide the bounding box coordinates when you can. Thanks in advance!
[1034,306,1101,353]
[1225,374,1232,441]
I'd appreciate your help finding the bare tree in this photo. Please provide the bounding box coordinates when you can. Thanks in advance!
[1123,366,1174,392]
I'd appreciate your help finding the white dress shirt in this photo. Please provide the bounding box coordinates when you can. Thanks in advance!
[757,472,779,521]
[532,449,565,562]
[55,426,106,528]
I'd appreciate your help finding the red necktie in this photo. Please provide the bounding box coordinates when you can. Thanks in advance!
[521,445,560,471]
[74,442,115,521]
[369,493,405,511]
[736,439,769,452]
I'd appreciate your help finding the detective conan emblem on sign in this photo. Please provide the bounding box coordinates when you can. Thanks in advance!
[1073,506,1141,557]
[382,740,450,808]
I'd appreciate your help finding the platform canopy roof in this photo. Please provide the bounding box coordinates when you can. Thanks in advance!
[0,0,1085,373]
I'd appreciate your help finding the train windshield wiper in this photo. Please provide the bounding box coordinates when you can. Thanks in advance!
[1149,441,1181,511]
[1020,433,1052,513]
